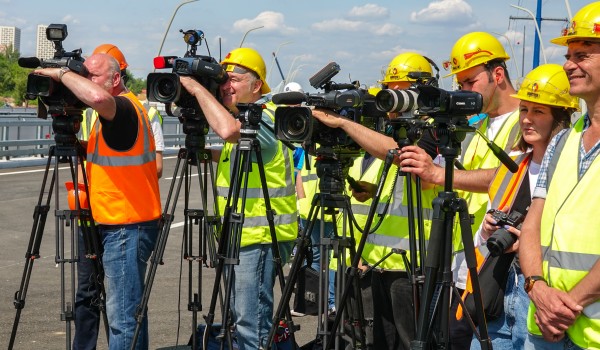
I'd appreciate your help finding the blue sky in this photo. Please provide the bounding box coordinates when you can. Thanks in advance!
[0,0,590,92]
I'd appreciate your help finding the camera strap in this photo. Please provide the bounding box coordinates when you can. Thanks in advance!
[510,172,531,215]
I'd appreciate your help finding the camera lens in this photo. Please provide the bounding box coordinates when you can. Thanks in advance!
[375,89,418,113]
[275,107,312,143]
[486,228,517,257]
[147,73,180,103]
[283,111,307,138]
[156,78,176,99]
[27,74,54,97]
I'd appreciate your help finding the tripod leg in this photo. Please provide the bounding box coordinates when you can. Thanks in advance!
[131,148,189,349]
[9,148,56,349]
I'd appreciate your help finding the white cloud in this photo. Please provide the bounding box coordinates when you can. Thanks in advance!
[61,15,80,25]
[348,4,389,19]
[312,19,401,36]
[233,11,297,35]
[410,0,474,24]
[372,23,403,36]
[312,18,364,32]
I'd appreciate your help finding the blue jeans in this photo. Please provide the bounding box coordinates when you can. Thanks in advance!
[524,334,584,350]
[101,220,159,350]
[231,242,293,350]
[471,264,529,350]
[74,225,102,350]
[300,218,335,310]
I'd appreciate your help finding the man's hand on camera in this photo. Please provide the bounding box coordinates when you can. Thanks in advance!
[179,76,201,95]
[398,145,443,185]
[312,108,345,128]
[33,68,62,81]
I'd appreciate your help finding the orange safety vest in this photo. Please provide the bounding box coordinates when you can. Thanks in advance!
[456,152,531,320]
[86,91,161,224]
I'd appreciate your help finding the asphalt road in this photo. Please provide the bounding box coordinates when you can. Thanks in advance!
[0,154,320,349]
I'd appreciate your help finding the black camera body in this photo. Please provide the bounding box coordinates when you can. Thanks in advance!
[18,24,87,117]
[486,209,526,257]
[147,29,226,117]
[273,62,385,152]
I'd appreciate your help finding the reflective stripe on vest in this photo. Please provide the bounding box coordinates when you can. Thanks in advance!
[453,109,520,253]
[88,100,155,166]
[528,116,600,347]
[488,152,531,210]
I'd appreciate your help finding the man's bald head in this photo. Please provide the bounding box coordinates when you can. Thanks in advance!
[84,53,124,95]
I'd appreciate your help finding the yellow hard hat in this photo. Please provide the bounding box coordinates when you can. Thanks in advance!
[551,2,600,46]
[379,52,432,84]
[93,43,128,71]
[511,63,579,110]
[444,32,510,77]
[368,87,382,96]
[221,47,270,94]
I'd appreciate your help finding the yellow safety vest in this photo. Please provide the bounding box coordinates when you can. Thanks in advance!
[453,110,520,253]
[298,153,333,222]
[362,169,437,271]
[527,117,600,349]
[215,101,297,247]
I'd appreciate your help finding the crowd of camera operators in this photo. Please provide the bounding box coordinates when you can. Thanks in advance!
[19,2,600,350]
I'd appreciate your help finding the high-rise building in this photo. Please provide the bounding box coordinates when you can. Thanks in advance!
[0,26,21,53]
[36,24,54,60]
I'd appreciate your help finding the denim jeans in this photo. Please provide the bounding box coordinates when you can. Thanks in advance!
[524,334,584,350]
[101,220,159,350]
[74,226,102,350]
[300,218,336,310]
[470,264,529,350]
[231,241,293,350]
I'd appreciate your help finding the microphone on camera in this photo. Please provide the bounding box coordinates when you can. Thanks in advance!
[18,57,41,69]
[271,91,307,105]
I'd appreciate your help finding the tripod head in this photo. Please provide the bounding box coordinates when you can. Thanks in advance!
[313,145,360,195]
[236,102,263,138]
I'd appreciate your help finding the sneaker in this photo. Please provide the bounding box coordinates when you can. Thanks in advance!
[290,309,306,317]
[327,307,336,319]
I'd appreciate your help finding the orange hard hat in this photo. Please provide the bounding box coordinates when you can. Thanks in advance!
[65,182,89,210]
[93,43,128,70]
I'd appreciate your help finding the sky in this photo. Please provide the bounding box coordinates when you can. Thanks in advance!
[0,0,591,93]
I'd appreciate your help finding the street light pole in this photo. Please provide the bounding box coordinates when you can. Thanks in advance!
[491,31,521,78]
[155,0,199,72]
[267,41,292,85]
[511,4,549,68]
[239,26,264,48]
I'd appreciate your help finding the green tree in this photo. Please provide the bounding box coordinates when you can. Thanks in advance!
[124,70,146,95]
[0,46,33,106]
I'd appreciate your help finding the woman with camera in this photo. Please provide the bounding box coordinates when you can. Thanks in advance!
[467,63,579,350]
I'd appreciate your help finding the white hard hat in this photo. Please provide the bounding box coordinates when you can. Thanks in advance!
[283,82,304,93]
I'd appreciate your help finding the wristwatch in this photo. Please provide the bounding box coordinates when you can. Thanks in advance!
[524,275,546,293]
[58,66,71,81]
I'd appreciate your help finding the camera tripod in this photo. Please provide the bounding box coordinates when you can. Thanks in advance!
[131,112,221,350]
[9,112,108,350]
[268,148,367,350]
[325,121,429,350]
[410,117,491,350]
[203,111,297,349]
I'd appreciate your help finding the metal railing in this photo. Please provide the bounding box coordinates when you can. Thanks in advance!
[0,108,224,160]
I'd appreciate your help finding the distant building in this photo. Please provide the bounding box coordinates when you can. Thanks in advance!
[0,26,21,54]
[36,25,54,60]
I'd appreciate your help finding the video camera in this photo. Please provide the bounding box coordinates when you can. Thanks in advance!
[147,29,227,118]
[273,62,386,153]
[17,24,88,146]
[18,24,87,118]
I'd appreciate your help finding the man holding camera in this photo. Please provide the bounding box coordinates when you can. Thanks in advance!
[396,32,520,349]
[35,53,162,349]
[73,43,165,350]
[312,52,440,350]
[179,47,297,350]
[520,3,600,349]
